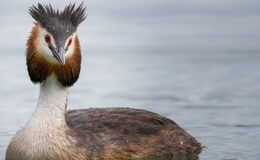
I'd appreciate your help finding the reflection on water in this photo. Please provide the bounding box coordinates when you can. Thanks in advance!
[1,0,260,159]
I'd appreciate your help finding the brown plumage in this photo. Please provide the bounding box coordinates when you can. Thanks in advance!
[26,23,81,87]
[65,108,202,159]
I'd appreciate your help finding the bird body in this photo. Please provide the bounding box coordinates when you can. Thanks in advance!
[6,3,202,160]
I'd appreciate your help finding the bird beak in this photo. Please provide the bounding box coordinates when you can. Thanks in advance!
[53,47,66,65]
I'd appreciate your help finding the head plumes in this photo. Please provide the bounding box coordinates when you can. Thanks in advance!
[29,3,86,30]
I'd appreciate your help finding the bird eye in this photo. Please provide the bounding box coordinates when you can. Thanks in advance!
[45,35,50,43]
[68,39,72,46]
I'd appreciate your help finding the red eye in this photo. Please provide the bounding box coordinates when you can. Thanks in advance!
[45,35,50,43]
[68,39,72,46]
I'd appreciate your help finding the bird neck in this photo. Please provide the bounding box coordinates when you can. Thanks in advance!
[30,74,69,122]
[5,75,84,160]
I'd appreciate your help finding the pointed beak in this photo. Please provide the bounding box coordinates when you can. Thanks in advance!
[53,47,66,65]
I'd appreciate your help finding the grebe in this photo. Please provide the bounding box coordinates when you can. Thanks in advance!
[6,3,202,160]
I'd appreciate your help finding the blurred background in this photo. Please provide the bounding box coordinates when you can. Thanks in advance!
[1,0,260,159]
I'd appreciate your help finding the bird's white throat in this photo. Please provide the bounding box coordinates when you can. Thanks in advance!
[34,74,68,116]
[26,74,69,136]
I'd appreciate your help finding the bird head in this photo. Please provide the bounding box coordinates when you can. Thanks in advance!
[26,3,86,87]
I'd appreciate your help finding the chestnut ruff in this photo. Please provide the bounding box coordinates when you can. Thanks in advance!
[26,23,81,87]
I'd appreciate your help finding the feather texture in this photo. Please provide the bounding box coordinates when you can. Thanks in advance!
[29,3,86,28]
[66,108,203,159]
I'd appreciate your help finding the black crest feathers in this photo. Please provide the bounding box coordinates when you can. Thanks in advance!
[29,3,86,29]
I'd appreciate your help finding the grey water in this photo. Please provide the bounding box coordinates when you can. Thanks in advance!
[1,0,260,159]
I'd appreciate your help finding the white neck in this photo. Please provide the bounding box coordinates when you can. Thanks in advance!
[21,75,69,134]
[33,75,68,117]
[5,75,86,159]
[25,75,68,127]
[23,74,69,134]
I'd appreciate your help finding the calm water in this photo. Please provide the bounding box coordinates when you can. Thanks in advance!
[1,0,260,159]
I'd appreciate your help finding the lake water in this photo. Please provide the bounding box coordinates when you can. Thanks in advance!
[0,0,260,159]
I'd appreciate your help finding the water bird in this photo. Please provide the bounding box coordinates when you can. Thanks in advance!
[5,3,202,160]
